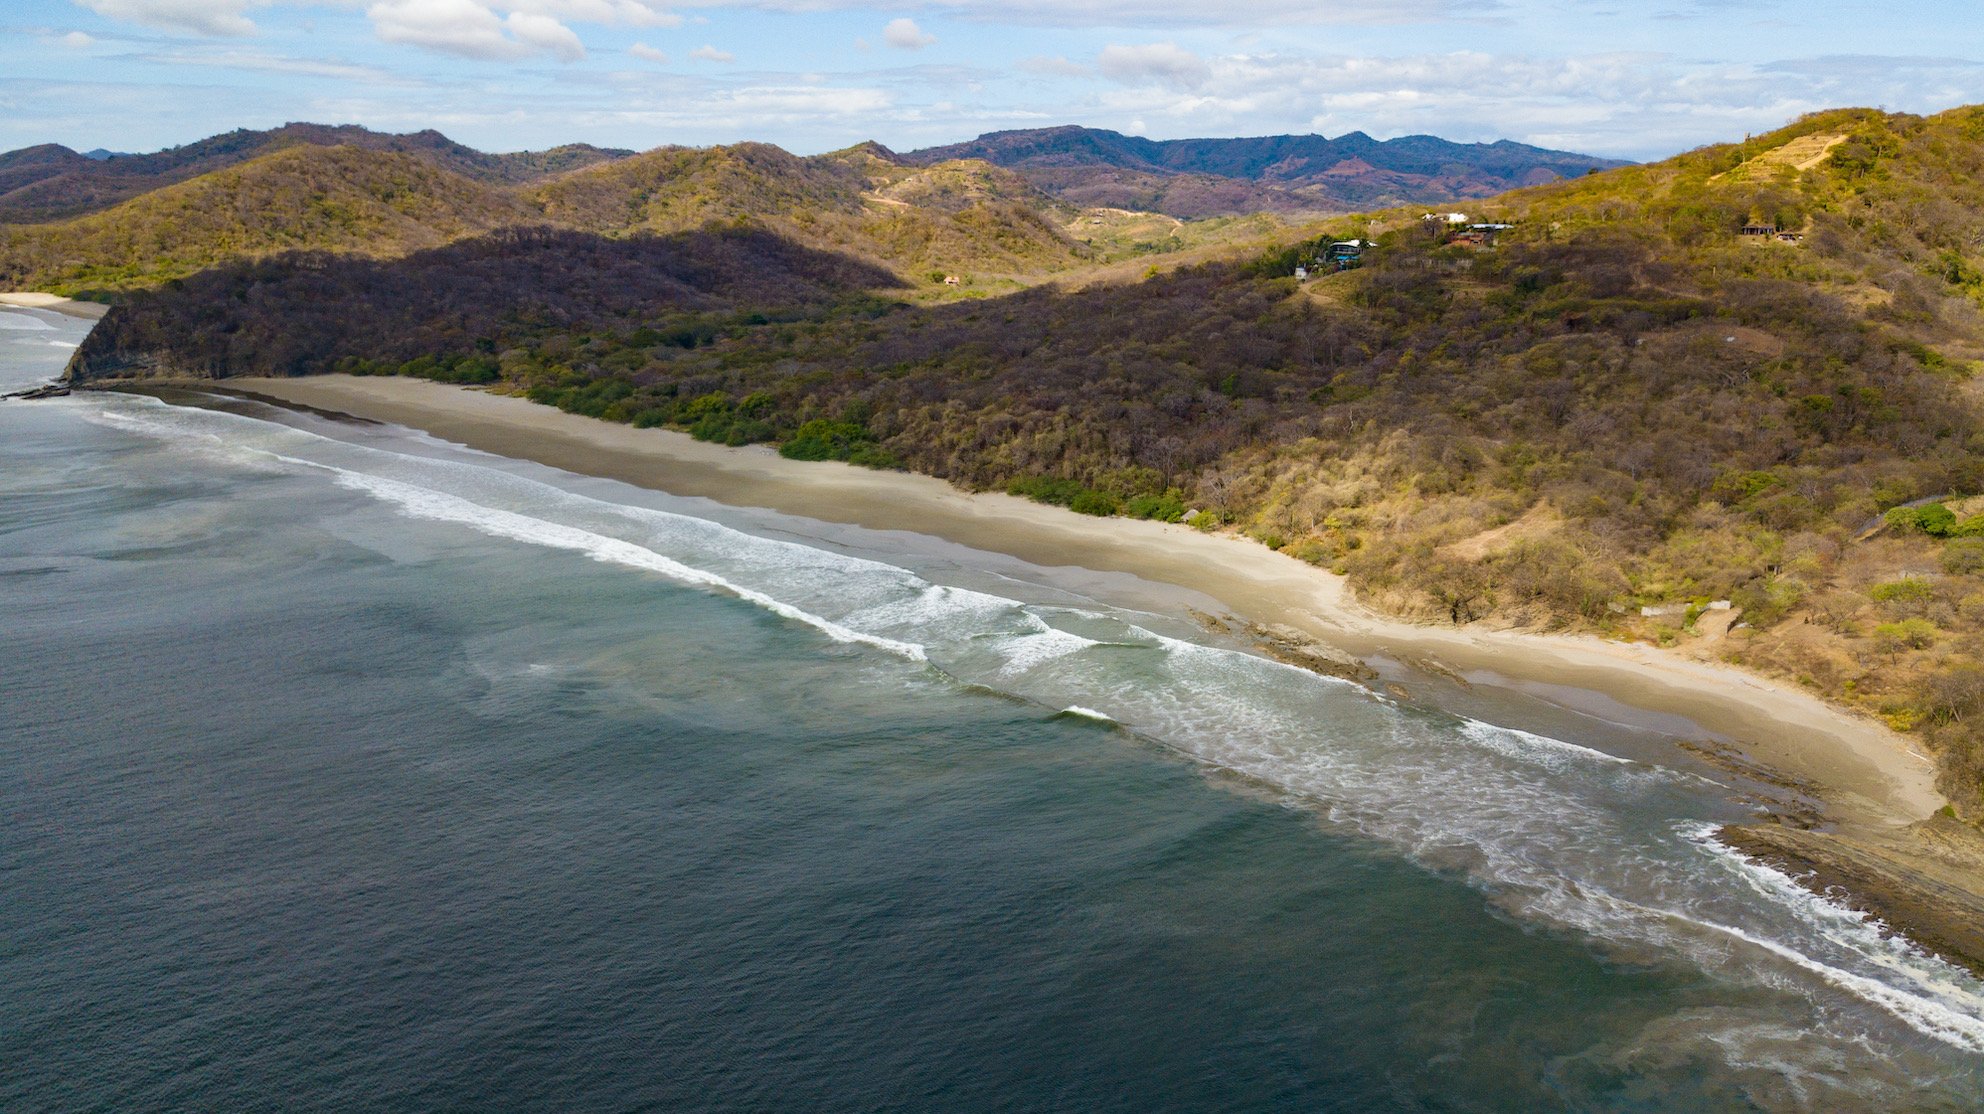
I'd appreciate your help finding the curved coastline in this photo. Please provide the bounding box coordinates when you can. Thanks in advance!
[116,372,1984,971]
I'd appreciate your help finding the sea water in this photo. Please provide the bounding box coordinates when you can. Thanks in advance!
[4,305,1983,1111]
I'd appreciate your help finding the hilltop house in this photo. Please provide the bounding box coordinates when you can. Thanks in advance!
[1325,239,1370,270]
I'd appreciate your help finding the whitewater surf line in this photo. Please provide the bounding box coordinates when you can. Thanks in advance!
[85,388,1984,1055]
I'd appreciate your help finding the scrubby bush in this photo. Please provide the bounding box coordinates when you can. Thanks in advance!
[779,419,874,461]
[1875,617,1940,652]
[1123,491,1188,522]
[1944,538,1984,575]
[1871,577,1936,614]
[1888,503,1958,535]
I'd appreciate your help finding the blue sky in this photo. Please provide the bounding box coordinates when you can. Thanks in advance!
[3,1,1981,161]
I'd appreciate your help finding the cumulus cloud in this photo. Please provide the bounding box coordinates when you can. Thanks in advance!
[691,43,734,61]
[882,17,934,49]
[369,0,528,59]
[73,0,679,60]
[1065,47,1914,158]
[511,0,679,27]
[505,10,586,59]
[1097,42,1208,90]
[366,0,625,61]
[60,30,99,48]
[73,0,264,37]
[629,41,669,62]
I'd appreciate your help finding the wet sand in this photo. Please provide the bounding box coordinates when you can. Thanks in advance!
[210,375,1944,835]
[0,293,109,320]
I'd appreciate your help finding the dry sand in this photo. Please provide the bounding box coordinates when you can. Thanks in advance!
[0,293,109,320]
[214,374,1946,833]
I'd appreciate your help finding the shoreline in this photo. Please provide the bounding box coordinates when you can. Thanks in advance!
[199,376,1940,826]
[114,373,1984,975]
[0,292,110,320]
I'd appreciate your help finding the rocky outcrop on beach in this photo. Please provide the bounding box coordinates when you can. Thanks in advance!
[1721,818,1984,978]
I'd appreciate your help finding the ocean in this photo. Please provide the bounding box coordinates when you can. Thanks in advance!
[4,304,1983,1111]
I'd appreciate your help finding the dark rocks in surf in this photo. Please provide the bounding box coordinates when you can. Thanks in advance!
[1719,819,1984,980]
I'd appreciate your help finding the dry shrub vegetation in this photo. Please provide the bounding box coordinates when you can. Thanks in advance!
[67,105,1984,818]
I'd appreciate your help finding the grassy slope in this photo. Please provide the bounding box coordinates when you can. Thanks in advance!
[0,123,630,224]
[5,135,1261,300]
[0,145,540,294]
[1232,105,1984,806]
[487,105,1984,813]
[525,142,1097,288]
[60,107,1984,810]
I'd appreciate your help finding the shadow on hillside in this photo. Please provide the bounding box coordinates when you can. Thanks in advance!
[72,225,905,380]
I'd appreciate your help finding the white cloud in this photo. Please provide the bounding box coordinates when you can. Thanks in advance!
[665,0,1479,29]
[60,30,99,48]
[137,47,404,81]
[506,10,586,60]
[73,0,265,37]
[509,0,680,28]
[71,0,679,57]
[366,0,608,61]
[690,44,734,61]
[1018,54,1088,77]
[882,17,934,49]
[629,41,669,62]
[1097,42,1208,90]
[369,0,529,59]
[1065,47,1888,158]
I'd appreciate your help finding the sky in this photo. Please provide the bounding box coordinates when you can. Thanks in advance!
[3,1,1981,162]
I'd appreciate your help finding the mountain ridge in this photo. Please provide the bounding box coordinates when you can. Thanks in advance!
[62,104,1984,852]
[901,125,1629,217]
[0,122,632,224]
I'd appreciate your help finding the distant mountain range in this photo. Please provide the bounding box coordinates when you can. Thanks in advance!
[0,122,630,224]
[0,121,1626,295]
[899,126,1630,218]
[2,122,1624,228]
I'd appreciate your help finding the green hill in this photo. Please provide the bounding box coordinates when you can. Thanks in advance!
[0,145,541,294]
[69,104,1984,820]
[903,125,1630,217]
[526,141,1092,283]
[0,122,630,223]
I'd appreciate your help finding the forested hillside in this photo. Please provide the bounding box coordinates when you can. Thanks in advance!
[0,132,1187,298]
[523,141,1090,280]
[0,123,629,223]
[0,146,541,292]
[56,104,1984,815]
[903,126,1629,217]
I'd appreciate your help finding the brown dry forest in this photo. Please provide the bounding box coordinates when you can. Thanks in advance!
[57,105,1984,820]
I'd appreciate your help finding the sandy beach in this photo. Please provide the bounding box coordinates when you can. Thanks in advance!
[0,293,109,320]
[204,374,1945,833]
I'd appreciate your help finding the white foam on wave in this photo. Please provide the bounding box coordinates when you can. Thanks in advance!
[1683,822,1984,1052]
[100,387,1984,1065]
[1456,717,1635,770]
[0,311,55,331]
[1058,705,1118,724]
[990,614,1100,677]
[290,457,928,663]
